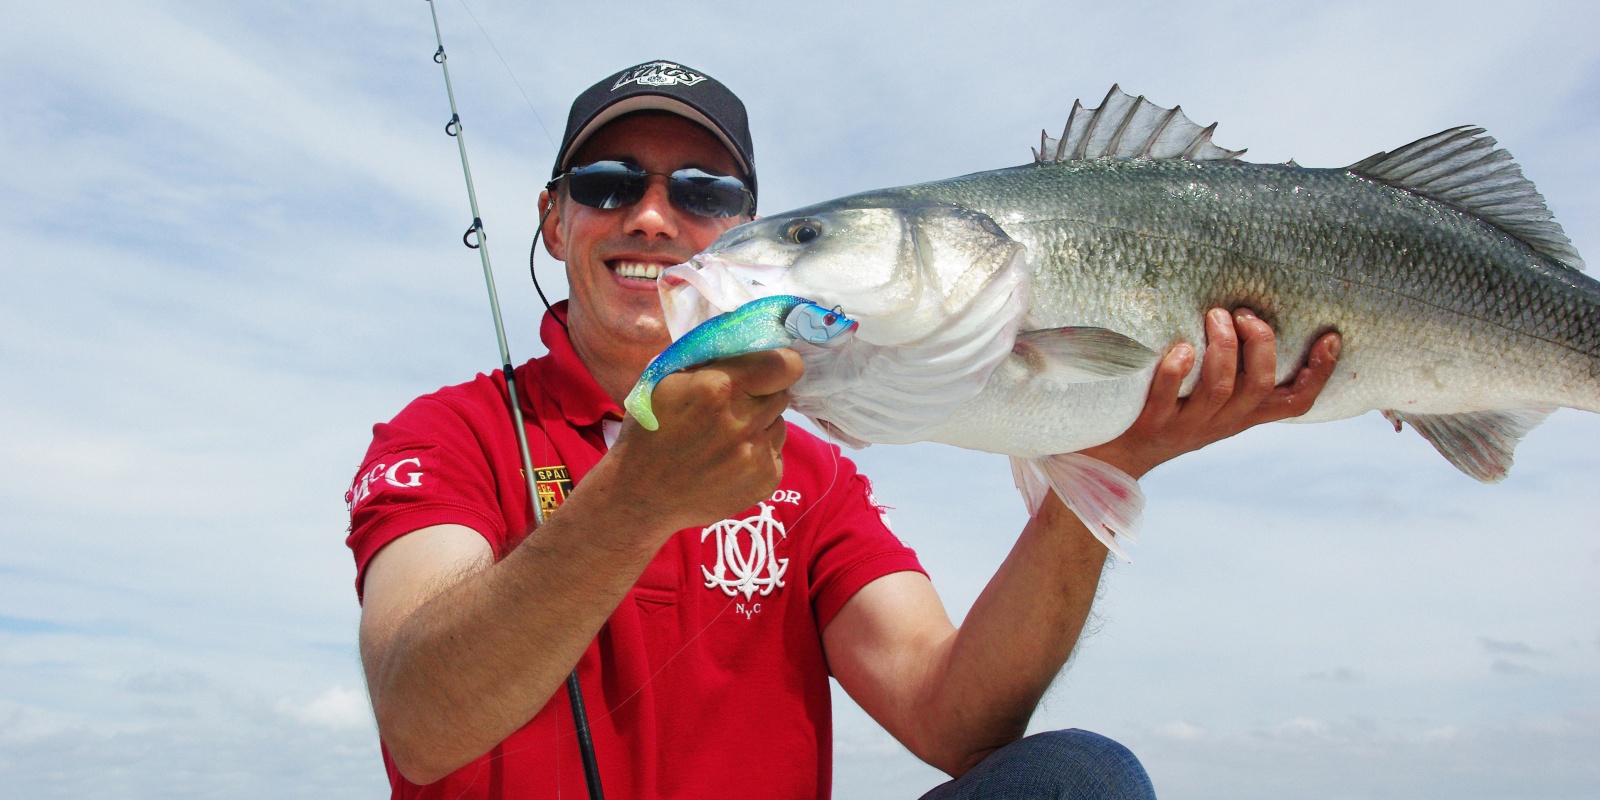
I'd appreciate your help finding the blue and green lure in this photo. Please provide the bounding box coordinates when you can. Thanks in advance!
[625,295,858,430]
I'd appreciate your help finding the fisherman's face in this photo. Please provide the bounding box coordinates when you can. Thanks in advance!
[541,113,750,362]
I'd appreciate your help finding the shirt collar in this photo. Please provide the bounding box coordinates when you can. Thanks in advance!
[534,301,625,427]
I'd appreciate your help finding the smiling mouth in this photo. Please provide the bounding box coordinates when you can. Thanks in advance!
[609,260,669,281]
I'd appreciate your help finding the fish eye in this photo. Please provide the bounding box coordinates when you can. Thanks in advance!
[823,313,837,326]
[785,219,822,245]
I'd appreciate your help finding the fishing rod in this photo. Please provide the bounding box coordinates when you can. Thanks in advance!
[422,2,605,798]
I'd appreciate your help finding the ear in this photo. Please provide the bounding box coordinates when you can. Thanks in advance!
[538,189,567,261]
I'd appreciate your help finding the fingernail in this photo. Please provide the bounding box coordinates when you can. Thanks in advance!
[1209,309,1228,325]
[1235,308,1255,320]
[1328,337,1342,358]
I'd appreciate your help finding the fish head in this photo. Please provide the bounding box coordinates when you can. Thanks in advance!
[660,197,1026,347]
[658,195,1031,446]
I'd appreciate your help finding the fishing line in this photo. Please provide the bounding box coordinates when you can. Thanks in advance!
[454,0,558,152]
[452,0,569,329]
[422,3,601,799]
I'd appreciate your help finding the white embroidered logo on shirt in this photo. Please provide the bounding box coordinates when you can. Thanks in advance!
[347,456,427,512]
[701,502,788,600]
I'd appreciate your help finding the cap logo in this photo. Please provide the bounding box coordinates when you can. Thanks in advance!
[612,61,706,90]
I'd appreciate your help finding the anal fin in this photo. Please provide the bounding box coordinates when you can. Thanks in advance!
[1381,407,1556,483]
[1011,454,1144,562]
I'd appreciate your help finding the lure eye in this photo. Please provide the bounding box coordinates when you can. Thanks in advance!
[823,313,837,326]
[786,219,822,245]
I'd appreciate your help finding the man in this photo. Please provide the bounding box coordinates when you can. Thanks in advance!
[346,60,1341,799]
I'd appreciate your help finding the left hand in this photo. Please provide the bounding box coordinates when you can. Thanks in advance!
[1082,307,1341,479]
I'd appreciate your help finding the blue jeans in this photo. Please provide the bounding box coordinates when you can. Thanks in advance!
[917,729,1156,800]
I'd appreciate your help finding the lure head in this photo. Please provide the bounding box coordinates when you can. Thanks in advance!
[783,301,857,348]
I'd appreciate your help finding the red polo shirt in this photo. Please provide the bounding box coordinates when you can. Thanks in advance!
[346,303,925,799]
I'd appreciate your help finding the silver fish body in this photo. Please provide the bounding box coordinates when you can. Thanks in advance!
[658,88,1597,547]
[870,157,1600,456]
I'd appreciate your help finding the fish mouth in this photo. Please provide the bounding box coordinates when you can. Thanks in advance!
[659,254,789,339]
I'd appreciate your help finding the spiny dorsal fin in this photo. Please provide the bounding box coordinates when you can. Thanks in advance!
[1033,85,1246,164]
[1349,128,1584,271]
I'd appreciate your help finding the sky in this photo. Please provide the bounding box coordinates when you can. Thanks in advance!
[1,0,1597,798]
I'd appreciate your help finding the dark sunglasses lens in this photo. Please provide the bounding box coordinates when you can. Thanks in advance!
[565,161,647,210]
[668,169,751,218]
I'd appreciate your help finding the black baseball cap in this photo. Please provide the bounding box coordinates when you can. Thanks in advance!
[552,60,757,206]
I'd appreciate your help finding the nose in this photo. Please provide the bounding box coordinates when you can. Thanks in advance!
[621,174,680,241]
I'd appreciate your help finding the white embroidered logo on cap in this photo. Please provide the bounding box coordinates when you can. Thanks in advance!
[700,502,788,600]
[613,61,706,90]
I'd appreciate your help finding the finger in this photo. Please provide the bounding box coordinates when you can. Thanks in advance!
[1134,342,1193,432]
[1185,308,1238,416]
[767,412,790,451]
[1264,331,1341,418]
[1230,309,1279,406]
[718,348,805,398]
[748,388,791,427]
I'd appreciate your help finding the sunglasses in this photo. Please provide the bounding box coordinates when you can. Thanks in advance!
[553,160,755,218]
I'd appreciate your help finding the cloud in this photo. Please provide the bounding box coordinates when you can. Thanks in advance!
[276,686,373,731]
[125,670,208,695]
[1110,710,1600,800]
[1480,637,1538,656]
[1305,667,1362,682]
[1153,721,1206,741]
[1492,659,1536,677]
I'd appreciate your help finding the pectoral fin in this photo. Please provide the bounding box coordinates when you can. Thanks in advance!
[1012,327,1159,382]
[1382,407,1556,483]
[1011,454,1144,562]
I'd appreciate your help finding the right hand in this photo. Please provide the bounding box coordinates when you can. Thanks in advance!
[596,348,804,537]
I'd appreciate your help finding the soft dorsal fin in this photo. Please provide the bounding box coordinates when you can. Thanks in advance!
[1034,85,1246,164]
[1348,127,1584,271]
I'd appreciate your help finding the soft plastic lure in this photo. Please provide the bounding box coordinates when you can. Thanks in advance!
[625,295,857,430]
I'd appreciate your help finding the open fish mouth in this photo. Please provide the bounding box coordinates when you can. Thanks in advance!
[658,255,784,340]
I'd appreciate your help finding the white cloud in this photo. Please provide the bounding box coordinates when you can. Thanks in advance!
[277,686,373,731]
[1153,721,1206,741]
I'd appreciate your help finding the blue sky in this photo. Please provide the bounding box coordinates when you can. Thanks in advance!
[2,1,1597,797]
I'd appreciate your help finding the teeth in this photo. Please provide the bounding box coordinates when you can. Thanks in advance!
[615,261,663,280]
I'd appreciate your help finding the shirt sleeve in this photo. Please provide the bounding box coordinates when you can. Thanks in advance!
[799,434,927,631]
[344,394,510,601]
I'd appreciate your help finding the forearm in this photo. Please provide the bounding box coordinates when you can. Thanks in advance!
[916,495,1109,774]
[364,458,674,783]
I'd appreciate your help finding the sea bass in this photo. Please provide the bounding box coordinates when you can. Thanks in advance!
[656,87,1599,557]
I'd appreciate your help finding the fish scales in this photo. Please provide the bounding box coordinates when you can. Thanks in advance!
[870,159,1600,423]
[660,87,1599,549]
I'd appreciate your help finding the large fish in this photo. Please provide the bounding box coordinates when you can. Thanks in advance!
[656,87,1598,557]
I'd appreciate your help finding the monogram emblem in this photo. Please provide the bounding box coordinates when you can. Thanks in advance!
[700,502,789,600]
